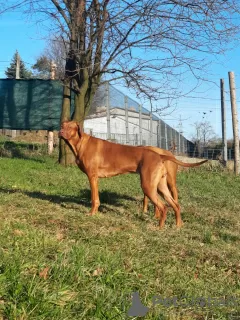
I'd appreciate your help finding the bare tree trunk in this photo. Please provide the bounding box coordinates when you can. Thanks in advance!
[59,84,90,165]
[58,78,74,166]
[73,92,86,126]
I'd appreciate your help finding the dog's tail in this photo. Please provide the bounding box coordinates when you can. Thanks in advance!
[160,155,208,167]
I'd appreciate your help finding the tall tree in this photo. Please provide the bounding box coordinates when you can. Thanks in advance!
[32,37,67,79]
[191,121,217,156]
[44,37,67,80]
[5,50,32,79]
[32,55,51,79]
[2,1,240,164]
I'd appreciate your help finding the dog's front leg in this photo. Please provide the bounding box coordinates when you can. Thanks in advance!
[88,175,100,215]
[143,195,149,213]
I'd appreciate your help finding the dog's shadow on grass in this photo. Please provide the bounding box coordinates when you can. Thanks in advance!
[78,189,141,214]
[79,189,137,205]
[0,187,138,212]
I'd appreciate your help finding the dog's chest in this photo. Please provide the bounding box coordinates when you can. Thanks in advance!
[75,157,87,173]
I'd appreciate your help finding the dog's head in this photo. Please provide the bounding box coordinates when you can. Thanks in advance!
[59,121,83,141]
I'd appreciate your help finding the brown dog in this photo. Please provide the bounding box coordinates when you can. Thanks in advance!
[142,146,207,217]
[59,121,206,228]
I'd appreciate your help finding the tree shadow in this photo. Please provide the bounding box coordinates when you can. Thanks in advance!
[0,141,47,163]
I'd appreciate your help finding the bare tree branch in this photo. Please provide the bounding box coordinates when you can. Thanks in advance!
[2,0,240,106]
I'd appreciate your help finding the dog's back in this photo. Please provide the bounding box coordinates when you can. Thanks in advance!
[80,135,164,177]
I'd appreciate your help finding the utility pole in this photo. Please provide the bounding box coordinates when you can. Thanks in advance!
[50,60,56,80]
[228,71,239,175]
[48,60,56,155]
[16,52,20,80]
[220,79,227,166]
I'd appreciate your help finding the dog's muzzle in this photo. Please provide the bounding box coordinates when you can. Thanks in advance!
[58,130,64,138]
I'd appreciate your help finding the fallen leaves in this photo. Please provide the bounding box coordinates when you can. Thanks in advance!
[39,267,50,280]
[13,229,24,236]
[92,267,104,277]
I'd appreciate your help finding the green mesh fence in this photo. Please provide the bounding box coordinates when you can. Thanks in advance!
[0,79,71,130]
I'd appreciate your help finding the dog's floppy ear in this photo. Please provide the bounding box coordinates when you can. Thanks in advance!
[77,122,83,137]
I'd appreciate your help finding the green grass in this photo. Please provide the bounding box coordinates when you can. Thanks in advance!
[0,141,240,319]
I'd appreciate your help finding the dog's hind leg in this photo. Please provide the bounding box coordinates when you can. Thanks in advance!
[142,189,167,228]
[157,177,182,228]
[143,193,163,220]
[140,167,168,228]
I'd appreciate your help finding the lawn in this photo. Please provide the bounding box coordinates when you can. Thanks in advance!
[0,141,239,319]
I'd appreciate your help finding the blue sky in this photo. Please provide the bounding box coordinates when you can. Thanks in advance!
[0,11,46,71]
[0,10,240,142]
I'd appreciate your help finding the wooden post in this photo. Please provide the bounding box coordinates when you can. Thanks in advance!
[48,131,54,154]
[228,71,239,175]
[48,61,56,155]
[220,79,227,166]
